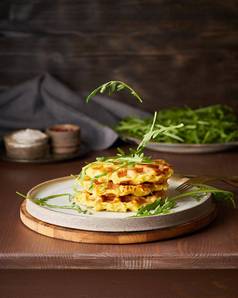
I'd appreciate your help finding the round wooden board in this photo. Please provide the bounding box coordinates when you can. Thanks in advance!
[20,201,217,244]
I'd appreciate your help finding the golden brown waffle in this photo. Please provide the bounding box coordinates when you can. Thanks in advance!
[73,159,173,212]
[73,190,166,212]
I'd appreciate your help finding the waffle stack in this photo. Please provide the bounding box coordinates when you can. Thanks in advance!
[73,159,173,212]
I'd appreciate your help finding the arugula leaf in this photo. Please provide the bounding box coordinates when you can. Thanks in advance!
[89,112,183,166]
[16,192,88,214]
[134,184,235,217]
[135,198,176,217]
[86,81,142,103]
[170,184,235,207]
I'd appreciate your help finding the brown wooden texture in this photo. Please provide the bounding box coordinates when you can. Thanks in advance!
[0,145,237,270]
[0,269,238,298]
[0,1,238,110]
[20,200,217,244]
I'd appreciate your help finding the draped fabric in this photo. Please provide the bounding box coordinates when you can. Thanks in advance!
[0,73,150,149]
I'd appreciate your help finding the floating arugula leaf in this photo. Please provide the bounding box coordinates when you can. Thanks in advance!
[76,111,183,185]
[86,81,142,103]
[83,80,183,167]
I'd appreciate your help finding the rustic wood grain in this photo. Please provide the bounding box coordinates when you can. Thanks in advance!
[0,145,237,270]
[1,269,238,298]
[0,0,238,110]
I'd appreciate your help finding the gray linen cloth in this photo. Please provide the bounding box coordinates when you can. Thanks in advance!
[0,73,150,150]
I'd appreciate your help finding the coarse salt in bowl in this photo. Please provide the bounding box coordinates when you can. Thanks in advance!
[4,129,49,160]
[11,129,48,146]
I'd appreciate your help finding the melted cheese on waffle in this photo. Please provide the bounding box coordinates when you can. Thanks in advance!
[73,191,165,212]
[80,180,168,197]
[82,159,173,185]
[75,158,173,212]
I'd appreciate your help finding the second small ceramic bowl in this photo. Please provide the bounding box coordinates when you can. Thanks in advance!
[46,124,80,154]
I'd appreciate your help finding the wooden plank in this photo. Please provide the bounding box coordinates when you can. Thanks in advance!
[1,269,238,298]
[0,54,238,111]
[1,18,238,53]
[0,1,238,108]
[0,0,237,34]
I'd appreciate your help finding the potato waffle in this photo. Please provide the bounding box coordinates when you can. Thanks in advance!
[81,180,168,197]
[83,159,172,185]
[73,159,173,212]
[73,190,166,212]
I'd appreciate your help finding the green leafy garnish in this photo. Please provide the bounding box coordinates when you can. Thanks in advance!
[116,105,238,144]
[17,183,235,218]
[16,192,88,214]
[134,184,235,217]
[135,198,176,217]
[90,112,183,165]
[76,111,183,185]
[86,81,142,103]
[84,80,183,166]
[75,80,184,186]
[168,184,235,207]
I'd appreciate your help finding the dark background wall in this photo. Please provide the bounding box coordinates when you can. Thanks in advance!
[0,0,238,112]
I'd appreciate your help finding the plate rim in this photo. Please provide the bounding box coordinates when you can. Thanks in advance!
[25,175,214,232]
[121,134,238,153]
[122,134,238,147]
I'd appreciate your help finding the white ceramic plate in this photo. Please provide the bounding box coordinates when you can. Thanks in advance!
[122,135,238,154]
[25,176,215,232]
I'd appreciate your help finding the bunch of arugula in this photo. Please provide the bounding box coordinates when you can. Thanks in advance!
[116,105,238,144]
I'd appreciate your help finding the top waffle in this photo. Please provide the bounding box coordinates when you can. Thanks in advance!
[81,159,173,185]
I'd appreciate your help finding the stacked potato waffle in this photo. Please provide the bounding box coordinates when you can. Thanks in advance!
[73,159,173,212]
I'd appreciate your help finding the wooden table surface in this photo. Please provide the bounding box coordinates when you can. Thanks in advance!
[0,145,238,297]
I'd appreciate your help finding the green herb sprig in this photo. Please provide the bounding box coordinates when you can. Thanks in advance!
[168,184,235,207]
[16,192,87,214]
[135,198,176,217]
[86,81,142,103]
[134,184,235,217]
[92,112,183,165]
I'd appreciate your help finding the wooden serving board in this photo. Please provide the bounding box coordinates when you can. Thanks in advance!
[20,201,217,244]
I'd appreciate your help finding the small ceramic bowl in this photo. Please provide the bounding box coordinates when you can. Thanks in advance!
[4,129,49,160]
[46,124,80,154]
